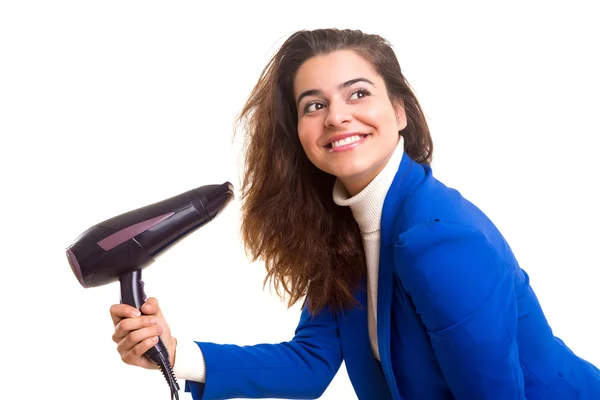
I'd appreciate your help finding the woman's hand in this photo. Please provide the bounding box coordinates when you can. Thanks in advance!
[109,297,176,370]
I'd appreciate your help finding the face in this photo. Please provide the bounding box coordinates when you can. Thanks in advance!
[293,49,407,196]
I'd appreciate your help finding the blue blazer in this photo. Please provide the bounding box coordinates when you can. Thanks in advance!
[186,154,600,399]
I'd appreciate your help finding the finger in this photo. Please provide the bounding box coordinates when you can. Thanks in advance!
[117,324,162,354]
[112,315,159,344]
[127,324,163,349]
[141,297,162,317]
[120,335,161,368]
[110,303,141,326]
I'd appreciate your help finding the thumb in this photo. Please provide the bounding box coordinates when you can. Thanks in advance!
[141,297,162,317]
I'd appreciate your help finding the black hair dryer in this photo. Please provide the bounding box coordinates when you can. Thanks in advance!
[65,182,234,400]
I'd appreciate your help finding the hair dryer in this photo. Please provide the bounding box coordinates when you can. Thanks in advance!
[65,182,234,400]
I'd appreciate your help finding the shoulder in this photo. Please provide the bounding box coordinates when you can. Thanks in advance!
[395,219,501,269]
[400,168,490,231]
[384,161,516,264]
[392,165,511,256]
[393,176,520,295]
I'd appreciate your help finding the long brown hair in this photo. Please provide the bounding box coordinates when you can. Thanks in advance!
[236,29,432,315]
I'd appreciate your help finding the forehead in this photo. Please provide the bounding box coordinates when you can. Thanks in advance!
[293,50,381,96]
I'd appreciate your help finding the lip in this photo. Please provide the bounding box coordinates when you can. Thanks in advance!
[325,133,370,153]
[323,132,369,147]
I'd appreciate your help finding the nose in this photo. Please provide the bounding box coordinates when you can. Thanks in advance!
[324,99,352,128]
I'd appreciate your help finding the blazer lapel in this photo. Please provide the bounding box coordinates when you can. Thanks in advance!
[377,244,400,399]
[338,278,393,399]
[376,150,428,400]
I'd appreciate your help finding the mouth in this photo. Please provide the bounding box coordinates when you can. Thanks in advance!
[324,134,370,152]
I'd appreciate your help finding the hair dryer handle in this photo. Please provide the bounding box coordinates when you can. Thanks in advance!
[120,270,180,397]
[119,270,168,363]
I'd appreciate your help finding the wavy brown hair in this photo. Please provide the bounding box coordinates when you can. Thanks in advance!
[236,29,433,315]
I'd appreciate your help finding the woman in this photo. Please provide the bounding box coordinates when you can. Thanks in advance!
[110,28,600,399]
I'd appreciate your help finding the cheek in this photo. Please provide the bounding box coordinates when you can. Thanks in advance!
[296,127,315,162]
[297,120,319,149]
[296,124,308,149]
[363,102,399,133]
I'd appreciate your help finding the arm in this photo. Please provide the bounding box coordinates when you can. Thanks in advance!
[185,302,343,400]
[394,219,525,400]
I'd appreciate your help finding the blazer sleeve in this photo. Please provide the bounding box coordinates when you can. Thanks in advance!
[184,301,343,400]
[393,219,526,400]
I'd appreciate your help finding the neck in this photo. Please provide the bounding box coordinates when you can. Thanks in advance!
[339,171,382,198]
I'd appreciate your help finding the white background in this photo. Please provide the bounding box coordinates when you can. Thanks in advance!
[1,1,599,399]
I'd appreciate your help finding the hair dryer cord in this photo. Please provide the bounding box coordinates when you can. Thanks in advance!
[155,350,180,400]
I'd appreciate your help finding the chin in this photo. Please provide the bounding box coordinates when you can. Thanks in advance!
[329,166,370,182]
[311,153,377,179]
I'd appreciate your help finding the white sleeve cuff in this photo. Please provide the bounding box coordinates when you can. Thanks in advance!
[172,338,206,383]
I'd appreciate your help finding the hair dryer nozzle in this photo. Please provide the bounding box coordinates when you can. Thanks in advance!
[195,181,235,220]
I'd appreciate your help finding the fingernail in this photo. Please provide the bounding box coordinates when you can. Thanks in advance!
[151,318,157,325]
[157,325,163,335]
[132,310,141,317]
[152,336,158,342]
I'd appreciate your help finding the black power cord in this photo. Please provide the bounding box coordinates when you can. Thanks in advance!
[155,350,180,400]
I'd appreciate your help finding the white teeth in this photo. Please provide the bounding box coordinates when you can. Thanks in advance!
[331,135,364,149]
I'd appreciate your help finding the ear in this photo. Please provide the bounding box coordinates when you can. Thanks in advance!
[393,99,408,131]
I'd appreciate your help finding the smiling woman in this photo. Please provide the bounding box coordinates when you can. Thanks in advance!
[294,51,407,196]
[108,28,600,400]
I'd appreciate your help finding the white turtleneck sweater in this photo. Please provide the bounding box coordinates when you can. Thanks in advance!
[173,136,405,381]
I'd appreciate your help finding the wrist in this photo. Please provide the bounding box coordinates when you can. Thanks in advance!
[171,336,177,368]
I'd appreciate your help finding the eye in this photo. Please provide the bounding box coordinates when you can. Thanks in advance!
[303,102,325,114]
[349,88,371,100]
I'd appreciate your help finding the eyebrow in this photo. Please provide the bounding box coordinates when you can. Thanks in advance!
[296,77,375,105]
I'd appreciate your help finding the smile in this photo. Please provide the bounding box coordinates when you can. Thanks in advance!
[326,134,369,152]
